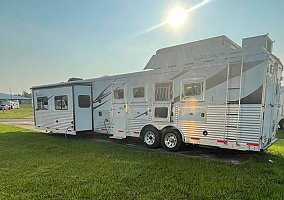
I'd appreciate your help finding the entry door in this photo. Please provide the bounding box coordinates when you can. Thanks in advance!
[74,85,93,131]
[263,74,275,146]
[153,82,173,122]
[112,81,127,136]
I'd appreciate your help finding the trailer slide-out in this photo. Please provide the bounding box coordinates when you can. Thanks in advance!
[31,34,283,152]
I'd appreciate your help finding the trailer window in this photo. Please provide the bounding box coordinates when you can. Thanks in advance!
[55,95,68,110]
[37,97,48,110]
[78,95,91,108]
[183,82,203,100]
[154,107,168,118]
[155,82,173,101]
[133,87,145,98]
[114,89,124,99]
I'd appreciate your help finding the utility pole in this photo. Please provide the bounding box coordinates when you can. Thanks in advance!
[9,88,12,100]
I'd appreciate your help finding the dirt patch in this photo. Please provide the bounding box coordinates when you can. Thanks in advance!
[0,118,42,132]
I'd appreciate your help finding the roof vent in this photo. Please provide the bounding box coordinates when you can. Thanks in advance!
[68,77,83,82]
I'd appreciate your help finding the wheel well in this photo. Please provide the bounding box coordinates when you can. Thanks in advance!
[279,118,284,125]
[161,126,176,133]
[161,126,184,141]
[140,125,158,137]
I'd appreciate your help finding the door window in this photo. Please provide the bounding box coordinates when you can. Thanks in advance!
[78,95,91,108]
[114,89,124,99]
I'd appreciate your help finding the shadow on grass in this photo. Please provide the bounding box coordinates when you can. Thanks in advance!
[40,131,263,164]
[1,130,282,164]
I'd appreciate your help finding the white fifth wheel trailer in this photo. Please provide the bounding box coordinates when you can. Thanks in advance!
[31,34,283,152]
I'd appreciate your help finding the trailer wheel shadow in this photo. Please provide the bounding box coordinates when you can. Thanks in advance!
[48,131,261,164]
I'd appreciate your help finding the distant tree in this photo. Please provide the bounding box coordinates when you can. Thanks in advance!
[22,91,32,98]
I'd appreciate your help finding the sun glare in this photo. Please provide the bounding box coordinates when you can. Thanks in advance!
[167,6,187,28]
[136,0,210,35]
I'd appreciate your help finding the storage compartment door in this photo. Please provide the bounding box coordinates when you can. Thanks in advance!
[74,85,93,131]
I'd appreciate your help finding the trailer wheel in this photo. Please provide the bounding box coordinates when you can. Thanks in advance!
[141,126,160,149]
[161,129,182,152]
[279,119,284,130]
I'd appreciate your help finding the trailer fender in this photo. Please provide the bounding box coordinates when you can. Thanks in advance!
[140,125,159,138]
[161,126,185,143]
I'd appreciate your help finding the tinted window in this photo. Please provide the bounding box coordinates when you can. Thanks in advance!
[133,87,145,98]
[78,95,90,108]
[154,107,168,118]
[37,97,48,110]
[114,89,124,99]
[55,95,68,110]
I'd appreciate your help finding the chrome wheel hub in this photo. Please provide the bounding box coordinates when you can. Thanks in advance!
[164,133,177,148]
[144,131,155,145]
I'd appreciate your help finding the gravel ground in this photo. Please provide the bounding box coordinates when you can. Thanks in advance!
[0,117,40,131]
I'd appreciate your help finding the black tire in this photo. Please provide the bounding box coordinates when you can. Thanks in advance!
[161,129,183,152]
[141,126,160,149]
[279,119,284,130]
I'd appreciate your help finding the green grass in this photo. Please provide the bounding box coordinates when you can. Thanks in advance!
[0,104,33,119]
[277,130,284,139]
[0,124,283,199]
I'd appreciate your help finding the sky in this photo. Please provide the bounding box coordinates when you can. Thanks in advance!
[0,0,283,94]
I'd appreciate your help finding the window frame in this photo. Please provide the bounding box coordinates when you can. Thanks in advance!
[181,78,205,101]
[54,95,68,110]
[154,107,168,119]
[154,81,173,102]
[113,89,124,100]
[36,96,48,110]
[133,87,145,99]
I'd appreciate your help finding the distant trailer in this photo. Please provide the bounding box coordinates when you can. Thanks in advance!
[31,34,283,152]
[7,100,20,109]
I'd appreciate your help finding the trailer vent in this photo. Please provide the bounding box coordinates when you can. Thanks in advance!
[68,77,83,82]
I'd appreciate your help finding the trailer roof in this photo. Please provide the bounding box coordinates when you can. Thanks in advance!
[144,35,241,70]
[31,34,282,90]
[31,67,189,90]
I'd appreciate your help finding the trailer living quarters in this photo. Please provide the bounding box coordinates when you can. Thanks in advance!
[31,34,283,152]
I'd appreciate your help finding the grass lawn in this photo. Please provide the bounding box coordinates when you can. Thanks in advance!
[0,104,33,119]
[277,130,284,139]
[0,124,283,199]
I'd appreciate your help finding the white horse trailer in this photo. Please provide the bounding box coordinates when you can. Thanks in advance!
[31,34,283,152]
[32,83,93,134]
[278,87,284,129]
